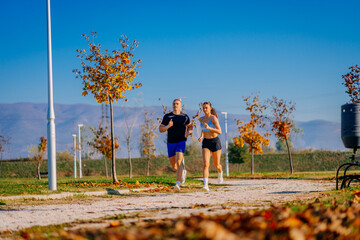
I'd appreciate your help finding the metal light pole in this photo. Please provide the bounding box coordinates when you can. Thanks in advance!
[221,112,229,177]
[78,124,84,178]
[72,134,77,178]
[47,0,57,190]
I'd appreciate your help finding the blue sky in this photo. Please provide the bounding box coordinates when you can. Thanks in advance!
[1,0,359,122]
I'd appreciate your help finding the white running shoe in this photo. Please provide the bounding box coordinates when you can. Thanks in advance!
[202,186,210,192]
[218,171,223,184]
[181,169,187,184]
[174,184,180,193]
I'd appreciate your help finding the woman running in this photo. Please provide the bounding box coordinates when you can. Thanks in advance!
[198,101,223,191]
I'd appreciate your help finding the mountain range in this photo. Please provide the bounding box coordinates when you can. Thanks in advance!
[0,103,345,159]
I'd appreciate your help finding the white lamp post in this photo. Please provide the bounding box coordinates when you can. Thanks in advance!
[221,112,229,177]
[47,0,56,190]
[72,134,77,178]
[78,124,84,178]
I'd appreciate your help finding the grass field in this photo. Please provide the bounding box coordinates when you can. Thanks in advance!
[0,150,357,179]
[0,170,348,197]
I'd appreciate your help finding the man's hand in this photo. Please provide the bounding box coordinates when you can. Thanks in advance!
[168,119,173,128]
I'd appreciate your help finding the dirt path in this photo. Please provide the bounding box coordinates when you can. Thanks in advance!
[0,179,334,232]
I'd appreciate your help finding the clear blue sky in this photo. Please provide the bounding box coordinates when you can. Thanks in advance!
[1,0,359,122]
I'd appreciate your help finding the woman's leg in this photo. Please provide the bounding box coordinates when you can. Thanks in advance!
[212,149,223,183]
[202,148,211,178]
[212,149,222,173]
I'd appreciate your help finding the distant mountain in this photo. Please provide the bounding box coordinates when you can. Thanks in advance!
[0,103,345,159]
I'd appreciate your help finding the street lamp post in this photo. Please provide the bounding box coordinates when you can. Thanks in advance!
[78,124,84,178]
[46,0,56,190]
[221,112,229,177]
[72,134,77,178]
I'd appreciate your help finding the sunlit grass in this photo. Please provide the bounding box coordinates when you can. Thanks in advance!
[0,175,204,196]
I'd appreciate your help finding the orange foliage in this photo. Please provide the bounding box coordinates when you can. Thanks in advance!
[343,65,360,103]
[233,95,270,154]
[74,32,142,104]
[38,136,47,153]
[88,123,119,159]
[268,96,295,141]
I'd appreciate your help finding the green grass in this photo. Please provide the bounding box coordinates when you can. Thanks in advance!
[0,150,357,179]
[228,171,344,179]
[284,186,357,213]
[0,175,204,196]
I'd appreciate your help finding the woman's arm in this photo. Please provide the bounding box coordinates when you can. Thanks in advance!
[198,131,204,142]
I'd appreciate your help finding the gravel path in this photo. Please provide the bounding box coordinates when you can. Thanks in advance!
[0,179,334,232]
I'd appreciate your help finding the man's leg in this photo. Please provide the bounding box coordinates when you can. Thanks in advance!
[175,151,184,183]
[169,156,177,170]
[174,152,183,193]
[181,157,186,184]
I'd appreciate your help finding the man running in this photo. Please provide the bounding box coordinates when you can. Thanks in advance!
[159,99,193,192]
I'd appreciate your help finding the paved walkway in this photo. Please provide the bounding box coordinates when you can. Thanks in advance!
[0,179,334,232]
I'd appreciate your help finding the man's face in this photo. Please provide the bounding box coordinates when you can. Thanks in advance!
[173,100,181,111]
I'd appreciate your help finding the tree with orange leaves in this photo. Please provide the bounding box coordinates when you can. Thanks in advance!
[233,95,270,174]
[268,96,297,174]
[88,123,119,177]
[74,32,141,183]
[342,65,360,103]
[28,137,47,180]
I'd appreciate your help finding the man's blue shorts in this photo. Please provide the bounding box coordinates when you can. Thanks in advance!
[167,141,186,158]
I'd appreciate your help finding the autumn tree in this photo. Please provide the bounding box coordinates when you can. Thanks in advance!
[228,142,248,172]
[124,113,138,178]
[140,112,158,176]
[88,123,119,177]
[28,137,47,180]
[275,139,294,152]
[0,135,11,160]
[268,96,297,174]
[233,95,270,174]
[74,32,141,183]
[342,65,360,103]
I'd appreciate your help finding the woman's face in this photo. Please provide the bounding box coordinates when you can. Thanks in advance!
[203,104,211,115]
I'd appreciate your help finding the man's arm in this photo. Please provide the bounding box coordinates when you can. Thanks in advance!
[185,122,194,138]
[159,119,173,133]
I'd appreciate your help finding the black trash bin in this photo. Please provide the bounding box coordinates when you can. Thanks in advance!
[341,103,360,149]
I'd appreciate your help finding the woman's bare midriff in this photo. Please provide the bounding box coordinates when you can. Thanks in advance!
[203,131,218,139]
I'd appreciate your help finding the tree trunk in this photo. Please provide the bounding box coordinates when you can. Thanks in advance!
[285,138,294,174]
[104,157,108,178]
[109,100,118,183]
[251,148,254,175]
[37,162,41,180]
[147,158,150,176]
[128,142,132,178]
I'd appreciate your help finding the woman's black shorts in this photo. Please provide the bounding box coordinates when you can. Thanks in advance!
[202,137,222,152]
